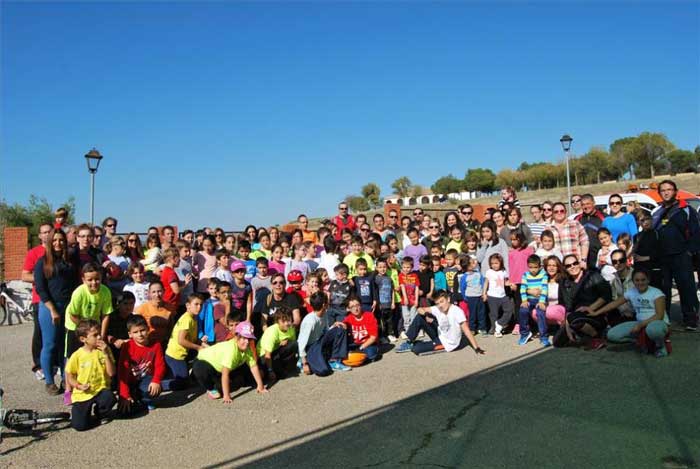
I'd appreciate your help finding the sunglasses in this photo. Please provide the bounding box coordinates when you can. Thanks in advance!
[414,212,423,215]
[553,209,566,214]
[571,199,581,204]
[339,207,348,211]
[462,211,473,215]
[389,215,398,218]
[271,281,285,285]
[543,208,553,212]
[564,262,578,268]
[361,228,370,232]
[611,258,626,265]
[609,201,622,206]
[430,225,440,229]
[105,224,116,228]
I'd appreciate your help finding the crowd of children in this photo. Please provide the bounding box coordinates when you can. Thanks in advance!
[24,182,700,431]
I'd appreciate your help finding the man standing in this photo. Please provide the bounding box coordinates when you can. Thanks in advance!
[372,214,394,241]
[387,209,401,231]
[21,222,52,380]
[550,202,589,262]
[652,180,699,331]
[161,225,176,251]
[297,214,318,244]
[458,204,481,233]
[332,202,356,241]
[575,194,606,270]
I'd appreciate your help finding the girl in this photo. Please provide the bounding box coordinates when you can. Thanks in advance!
[303,274,323,314]
[125,233,144,264]
[141,233,162,273]
[602,193,638,242]
[316,268,331,293]
[459,256,487,335]
[445,225,464,253]
[258,233,272,259]
[535,230,562,261]
[194,235,218,293]
[123,263,150,307]
[244,225,258,246]
[537,255,566,326]
[443,211,465,235]
[508,232,534,335]
[501,207,533,248]
[616,233,633,265]
[269,244,287,275]
[632,214,662,288]
[285,243,310,281]
[476,220,509,274]
[482,253,513,337]
[463,232,479,258]
[596,228,617,281]
[106,236,131,293]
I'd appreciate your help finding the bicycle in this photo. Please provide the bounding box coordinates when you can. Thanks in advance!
[0,282,32,326]
[0,388,71,443]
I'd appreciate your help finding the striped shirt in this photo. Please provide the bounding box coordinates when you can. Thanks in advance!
[520,269,548,304]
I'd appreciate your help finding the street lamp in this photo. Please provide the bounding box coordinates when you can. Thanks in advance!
[84,148,103,225]
[560,134,573,212]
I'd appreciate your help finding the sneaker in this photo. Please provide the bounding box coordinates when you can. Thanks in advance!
[296,358,303,371]
[387,335,398,344]
[518,332,533,346]
[329,360,352,372]
[478,329,489,336]
[395,341,413,353]
[399,331,408,340]
[147,404,156,411]
[207,389,221,400]
[590,338,607,350]
[35,369,45,381]
[433,344,445,351]
[655,347,668,358]
[63,390,72,406]
[512,324,520,335]
[685,325,698,332]
[540,337,551,348]
[45,383,61,395]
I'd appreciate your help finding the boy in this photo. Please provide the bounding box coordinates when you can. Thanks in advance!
[297,292,351,375]
[343,236,375,279]
[230,260,253,323]
[164,293,208,388]
[398,257,420,340]
[443,249,460,301]
[374,257,396,342]
[258,308,297,382]
[175,240,195,313]
[213,281,236,343]
[459,256,487,336]
[343,297,379,362]
[237,240,257,282]
[518,255,550,347]
[53,206,68,230]
[417,255,435,306]
[401,228,428,271]
[118,315,166,414]
[213,249,234,284]
[192,321,267,403]
[251,257,272,311]
[353,259,377,314]
[432,255,447,291]
[327,264,352,326]
[429,245,444,266]
[197,278,219,344]
[161,247,190,313]
[395,290,485,355]
[65,320,116,431]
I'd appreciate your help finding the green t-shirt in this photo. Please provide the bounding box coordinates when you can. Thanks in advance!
[165,313,198,360]
[343,253,375,278]
[197,339,256,373]
[65,284,113,331]
[257,323,297,356]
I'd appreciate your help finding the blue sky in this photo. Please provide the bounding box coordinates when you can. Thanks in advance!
[2,1,698,232]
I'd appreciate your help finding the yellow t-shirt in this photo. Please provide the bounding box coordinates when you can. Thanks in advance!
[65,347,110,403]
[65,285,113,331]
[165,313,198,360]
[197,339,256,373]
[257,324,297,356]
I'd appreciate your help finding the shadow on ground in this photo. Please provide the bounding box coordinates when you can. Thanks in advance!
[205,333,699,469]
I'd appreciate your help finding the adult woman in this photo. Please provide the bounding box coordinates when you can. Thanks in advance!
[443,211,465,235]
[243,225,258,246]
[588,268,668,357]
[532,256,566,326]
[269,226,280,246]
[125,232,145,264]
[214,228,226,250]
[34,229,78,395]
[476,220,509,273]
[552,254,612,349]
[422,220,446,252]
[500,207,533,248]
[632,214,662,288]
[602,193,637,242]
[491,210,507,241]
[541,201,554,224]
[194,235,218,293]
[140,233,162,272]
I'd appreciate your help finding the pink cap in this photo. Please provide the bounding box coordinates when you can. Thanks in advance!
[235,321,256,340]
[231,260,246,272]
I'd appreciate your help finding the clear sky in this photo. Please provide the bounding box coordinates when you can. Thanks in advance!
[2,1,698,232]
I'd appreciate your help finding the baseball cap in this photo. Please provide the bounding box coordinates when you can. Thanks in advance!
[231,260,246,272]
[235,321,256,340]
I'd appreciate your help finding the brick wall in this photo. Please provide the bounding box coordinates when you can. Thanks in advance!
[3,227,29,281]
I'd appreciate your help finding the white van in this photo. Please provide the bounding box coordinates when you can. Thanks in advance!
[593,193,658,216]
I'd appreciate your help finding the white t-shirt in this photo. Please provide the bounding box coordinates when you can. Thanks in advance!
[123,282,150,307]
[485,269,508,298]
[214,268,234,284]
[624,286,667,324]
[430,304,467,352]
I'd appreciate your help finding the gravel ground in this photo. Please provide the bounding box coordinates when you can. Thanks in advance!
[1,307,698,469]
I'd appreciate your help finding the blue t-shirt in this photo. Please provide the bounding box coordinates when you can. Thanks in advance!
[374,274,394,308]
[354,275,376,309]
[434,271,447,291]
[602,213,637,242]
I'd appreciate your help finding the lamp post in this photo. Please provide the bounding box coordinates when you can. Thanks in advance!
[84,148,103,225]
[559,134,573,212]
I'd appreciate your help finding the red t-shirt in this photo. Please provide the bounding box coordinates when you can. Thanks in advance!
[117,339,166,399]
[333,215,357,240]
[212,303,232,343]
[399,272,419,305]
[343,312,378,345]
[23,245,46,304]
[160,266,180,311]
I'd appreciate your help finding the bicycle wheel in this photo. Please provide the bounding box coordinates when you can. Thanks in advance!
[34,412,71,425]
[0,302,7,326]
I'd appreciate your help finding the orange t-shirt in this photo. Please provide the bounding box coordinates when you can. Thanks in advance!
[136,302,173,345]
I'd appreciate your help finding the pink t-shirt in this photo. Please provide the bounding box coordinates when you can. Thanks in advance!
[508,247,534,287]
[194,251,217,293]
[23,245,46,304]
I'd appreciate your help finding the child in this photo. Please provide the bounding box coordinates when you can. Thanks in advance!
[197,278,219,344]
[124,263,149,307]
[632,214,662,288]
[65,262,113,405]
[117,315,166,414]
[164,293,207,388]
[161,247,190,313]
[616,233,633,265]
[297,292,351,375]
[398,256,420,339]
[518,255,550,347]
[395,290,485,355]
[508,232,534,334]
[343,297,379,362]
[327,264,352,326]
[238,240,258,282]
[353,259,377,314]
[302,240,319,272]
[445,226,464,253]
[192,321,267,403]
[432,256,447,291]
[251,257,272,311]
[175,240,195,313]
[213,281,236,343]
[302,274,322,314]
[374,257,396,343]
[229,260,253,322]
[54,206,68,230]
[463,232,479,258]
[344,236,375,278]
[417,255,435,306]
[482,253,513,338]
[214,249,234,284]
[257,308,297,383]
[106,291,135,356]
[268,244,286,276]
[135,281,173,347]
[65,319,116,431]
[535,230,562,262]
[401,229,427,271]
[596,228,618,282]
[443,250,460,300]
[316,267,331,293]
[459,256,487,335]
[285,243,310,281]
[105,236,131,293]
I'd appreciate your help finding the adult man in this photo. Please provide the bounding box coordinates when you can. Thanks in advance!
[372,214,394,241]
[332,202,356,241]
[652,179,700,330]
[575,194,606,270]
[297,214,318,244]
[608,249,635,326]
[359,223,372,243]
[101,217,118,248]
[387,209,401,231]
[550,202,589,262]
[21,222,52,379]
[528,204,547,242]
[161,225,176,251]
[458,204,480,233]
[412,208,425,225]
[568,194,583,220]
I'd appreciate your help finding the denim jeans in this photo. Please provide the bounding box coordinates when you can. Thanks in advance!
[519,298,547,337]
[38,301,66,386]
[607,320,668,346]
[406,314,441,354]
[348,343,379,361]
[164,355,190,390]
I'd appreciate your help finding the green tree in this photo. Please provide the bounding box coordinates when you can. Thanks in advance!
[411,185,424,198]
[581,147,615,184]
[666,149,697,174]
[391,176,412,197]
[0,195,75,245]
[609,136,637,178]
[629,132,675,178]
[345,195,369,213]
[495,169,523,191]
[464,168,496,193]
[430,174,464,195]
[360,182,382,209]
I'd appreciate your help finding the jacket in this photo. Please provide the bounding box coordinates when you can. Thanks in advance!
[558,269,612,313]
[652,199,700,256]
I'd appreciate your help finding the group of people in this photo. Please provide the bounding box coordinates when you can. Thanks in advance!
[20,179,699,431]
